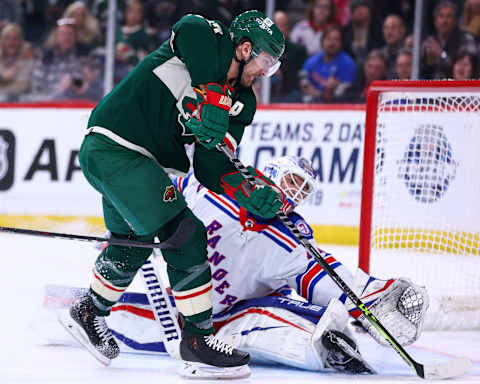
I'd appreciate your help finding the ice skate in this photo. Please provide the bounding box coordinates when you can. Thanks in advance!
[321,330,375,374]
[179,327,251,379]
[58,294,119,366]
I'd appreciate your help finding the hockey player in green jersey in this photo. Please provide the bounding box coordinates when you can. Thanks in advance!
[59,10,285,379]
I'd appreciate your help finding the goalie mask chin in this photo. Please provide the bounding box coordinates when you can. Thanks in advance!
[263,156,317,211]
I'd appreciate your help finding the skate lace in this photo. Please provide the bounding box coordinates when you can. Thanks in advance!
[204,334,234,356]
[94,316,113,343]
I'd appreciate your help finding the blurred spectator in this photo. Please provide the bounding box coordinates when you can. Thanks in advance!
[31,19,83,100]
[395,48,413,79]
[145,1,179,44]
[373,0,415,30]
[461,0,480,38]
[116,0,156,68]
[342,0,383,65]
[404,33,414,49]
[230,0,267,15]
[62,1,102,54]
[342,49,387,102]
[87,0,127,35]
[335,0,352,25]
[0,0,23,30]
[270,10,308,102]
[62,54,103,101]
[0,23,35,101]
[44,0,74,34]
[422,1,477,79]
[21,0,50,44]
[424,0,466,35]
[300,25,356,102]
[290,0,337,56]
[381,15,407,78]
[176,0,235,26]
[450,49,478,79]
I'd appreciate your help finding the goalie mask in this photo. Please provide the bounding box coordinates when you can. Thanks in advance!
[230,10,285,77]
[263,156,317,208]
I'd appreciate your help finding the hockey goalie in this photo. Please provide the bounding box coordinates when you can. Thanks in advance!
[48,155,429,378]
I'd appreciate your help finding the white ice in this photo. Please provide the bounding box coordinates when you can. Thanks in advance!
[1,232,479,384]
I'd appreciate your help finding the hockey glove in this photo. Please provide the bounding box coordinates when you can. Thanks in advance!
[186,83,232,150]
[221,167,284,219]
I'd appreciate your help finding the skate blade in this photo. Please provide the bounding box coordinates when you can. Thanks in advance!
[179,361,251,380]
[57,310,112,367]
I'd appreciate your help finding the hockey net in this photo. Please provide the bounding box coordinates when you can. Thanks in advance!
[359,80,480,331]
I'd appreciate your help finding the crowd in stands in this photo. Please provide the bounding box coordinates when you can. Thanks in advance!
[0,0,479,104]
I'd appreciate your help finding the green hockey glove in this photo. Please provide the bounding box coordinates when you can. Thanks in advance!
[220,166,284,219]
[186,83,232,150]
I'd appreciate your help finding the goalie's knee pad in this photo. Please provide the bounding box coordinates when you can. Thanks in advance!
[346,269,429,346]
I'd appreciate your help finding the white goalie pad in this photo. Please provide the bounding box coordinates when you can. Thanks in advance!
[348,269,430,346]
[215,298,352,371]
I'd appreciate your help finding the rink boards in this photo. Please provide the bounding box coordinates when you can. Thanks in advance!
[0,103,365,245]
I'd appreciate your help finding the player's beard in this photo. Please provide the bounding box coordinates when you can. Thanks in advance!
[240,73,256,87]
[240,62,263,87]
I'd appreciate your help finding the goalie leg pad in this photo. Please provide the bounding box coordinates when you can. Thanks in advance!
[347,269,429,346]
[215,297,359,371]
[215,304,319,370]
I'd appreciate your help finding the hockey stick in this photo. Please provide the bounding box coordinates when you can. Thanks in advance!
[0,227,182,356]
[217,142,472,380]
[0,226,167,249]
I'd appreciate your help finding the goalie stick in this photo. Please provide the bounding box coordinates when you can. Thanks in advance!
[138,257,181,359]
[216,142,472,380]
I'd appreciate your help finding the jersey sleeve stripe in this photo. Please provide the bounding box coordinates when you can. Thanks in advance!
[307,261,341,301]
[223,132,238,152]
[296,256,339,301]
[264,226,297,249]
[205,193,240,221]
[261,230,294,252]
[176,177,183,194]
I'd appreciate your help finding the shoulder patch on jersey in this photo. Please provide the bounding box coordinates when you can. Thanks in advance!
[295,219,312,237]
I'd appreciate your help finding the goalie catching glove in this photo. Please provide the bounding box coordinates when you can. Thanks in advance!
[186,83,232,150]
[221,167,284,219]
[346,269,429,346]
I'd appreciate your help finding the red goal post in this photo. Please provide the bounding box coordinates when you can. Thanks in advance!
[359,80,480,330]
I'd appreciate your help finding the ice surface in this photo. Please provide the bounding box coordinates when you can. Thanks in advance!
[1,232,479,383]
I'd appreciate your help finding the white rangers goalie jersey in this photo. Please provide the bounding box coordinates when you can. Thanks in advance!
[173,173,352,316]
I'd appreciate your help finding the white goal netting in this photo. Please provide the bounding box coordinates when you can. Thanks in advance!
[367,90,480,330]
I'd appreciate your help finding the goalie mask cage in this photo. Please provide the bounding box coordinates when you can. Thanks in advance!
[359,80,480,331]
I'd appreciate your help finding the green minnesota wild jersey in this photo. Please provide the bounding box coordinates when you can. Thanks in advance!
[88,14,257,190]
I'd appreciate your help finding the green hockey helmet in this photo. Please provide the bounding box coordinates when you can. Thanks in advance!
[230,10,285,77]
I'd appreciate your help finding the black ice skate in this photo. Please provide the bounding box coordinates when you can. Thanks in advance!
[179,327,251,379]
[58,294,120,366]
[321,330,376,374]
